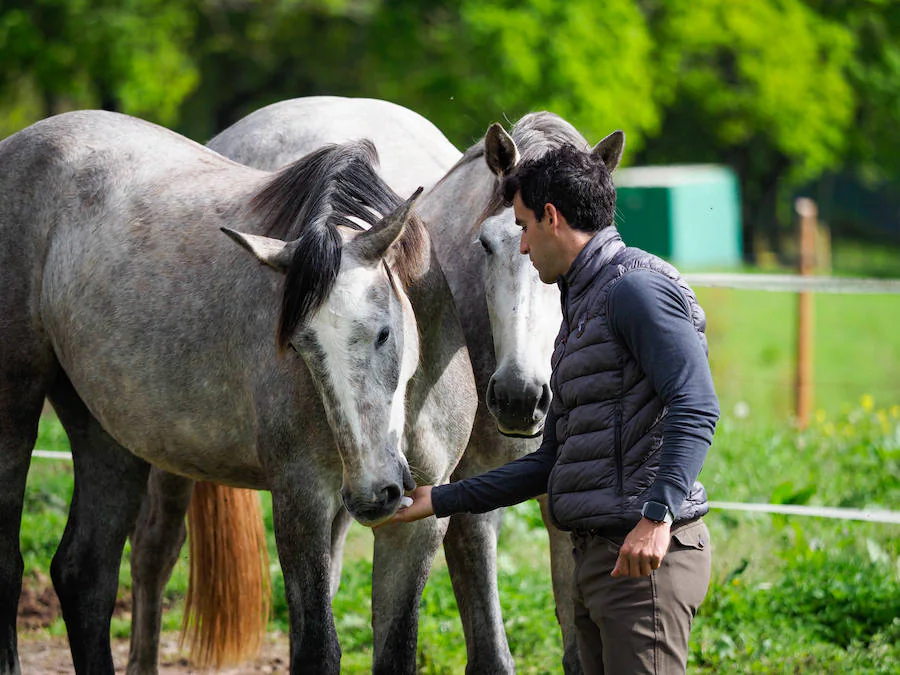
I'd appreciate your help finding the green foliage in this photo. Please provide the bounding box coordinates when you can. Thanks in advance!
[637,0,859,254]
[692,406,900,673]
[0,0,198,129]
[694,548,900,673]
[351,0,661,153]
[810,0,900,181]
[456,0,660,152]
[656,1,853,173]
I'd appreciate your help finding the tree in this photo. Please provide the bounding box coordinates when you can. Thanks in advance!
[354,0,663,152]
[0,0,199,137]
[636,0,857,260]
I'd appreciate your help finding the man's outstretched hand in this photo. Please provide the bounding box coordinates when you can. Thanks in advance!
[379,485,435,526]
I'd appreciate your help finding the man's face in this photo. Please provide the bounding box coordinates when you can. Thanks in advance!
[514,192,558,284]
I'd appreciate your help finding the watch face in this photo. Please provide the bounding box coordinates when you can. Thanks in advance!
[642,502,668,521]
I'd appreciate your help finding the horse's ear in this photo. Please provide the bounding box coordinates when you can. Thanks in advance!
[221,228,298,272]
[484,122,520,177]
[591,130,626,172]
[350,187,424,263]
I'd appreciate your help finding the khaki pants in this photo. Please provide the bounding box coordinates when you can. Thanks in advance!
[571,519,711,675]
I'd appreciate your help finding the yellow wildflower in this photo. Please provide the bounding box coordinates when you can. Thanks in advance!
[861,394,875,412]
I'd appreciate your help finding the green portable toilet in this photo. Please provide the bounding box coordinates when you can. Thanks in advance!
[614,164,742,268]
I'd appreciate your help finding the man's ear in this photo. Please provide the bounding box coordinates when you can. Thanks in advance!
[545,203,560,231]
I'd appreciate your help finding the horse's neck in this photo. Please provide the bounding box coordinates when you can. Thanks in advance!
[417,158,497,387]
[418,159,495,285]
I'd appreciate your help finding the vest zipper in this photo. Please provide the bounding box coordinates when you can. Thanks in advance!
[614,406,624,495]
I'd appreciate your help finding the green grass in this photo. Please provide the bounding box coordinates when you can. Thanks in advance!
[696,288,900,423]
[831,239,900,279]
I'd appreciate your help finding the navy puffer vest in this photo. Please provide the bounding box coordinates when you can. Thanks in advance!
[547,226,709,532]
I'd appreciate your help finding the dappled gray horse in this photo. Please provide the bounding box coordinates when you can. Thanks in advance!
[201,97,615,673]
[0,110,475,675]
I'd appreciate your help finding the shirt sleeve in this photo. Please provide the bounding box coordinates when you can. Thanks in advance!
[607,268,720,516]
[431,409,559,517]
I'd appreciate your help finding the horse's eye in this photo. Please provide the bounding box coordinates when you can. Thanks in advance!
[376,327,390,347]
[479,237,493,255]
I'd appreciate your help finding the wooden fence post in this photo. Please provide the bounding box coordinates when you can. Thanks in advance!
[795,198,817,429]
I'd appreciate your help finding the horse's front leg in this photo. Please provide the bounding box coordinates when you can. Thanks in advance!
[371,516,447,675]
[270,478,341,674]
[537,495,582,675]
[127,468,195,675]
[443,509,515,675]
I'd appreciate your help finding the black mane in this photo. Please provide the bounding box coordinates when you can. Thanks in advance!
[250,140,426,351]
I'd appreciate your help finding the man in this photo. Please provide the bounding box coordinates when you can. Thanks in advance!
[389,135,719,674]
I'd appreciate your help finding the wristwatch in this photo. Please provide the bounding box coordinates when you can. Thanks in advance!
[641,501,674,525]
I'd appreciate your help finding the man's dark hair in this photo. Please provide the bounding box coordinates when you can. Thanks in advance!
[502,145,616,233]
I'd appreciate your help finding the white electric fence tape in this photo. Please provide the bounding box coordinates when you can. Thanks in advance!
[33,450,72,460]
[709,501,900,524]
[685,273,900,295]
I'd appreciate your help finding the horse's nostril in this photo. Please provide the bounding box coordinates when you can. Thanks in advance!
[486,379,498,409]
[534,383,551,420]
[380,483,402,505]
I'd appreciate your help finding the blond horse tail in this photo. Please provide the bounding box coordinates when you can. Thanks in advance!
[180,481,271,669]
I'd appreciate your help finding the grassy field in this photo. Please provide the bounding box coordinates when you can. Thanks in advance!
[22,398,900,673]
[696,287,900,424]
[692,237,900,423]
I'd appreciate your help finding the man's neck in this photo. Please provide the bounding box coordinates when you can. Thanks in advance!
[559,228,597,275]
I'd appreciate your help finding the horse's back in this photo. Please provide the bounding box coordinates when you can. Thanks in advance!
[209,96,462,197]
[1,110,252,244]
[1,110,228,181]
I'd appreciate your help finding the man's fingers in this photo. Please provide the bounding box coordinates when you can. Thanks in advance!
[611,552,631,578]
[638,558,653,577]
[611,549,665,578]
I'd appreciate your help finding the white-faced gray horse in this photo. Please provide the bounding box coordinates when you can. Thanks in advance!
[0,109,475,675]
[134,97,621,673]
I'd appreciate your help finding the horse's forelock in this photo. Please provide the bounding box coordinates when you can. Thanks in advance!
[277,222,342,352]
[253,140,426,347]
[511,112,590,161]
[325,151,428,290]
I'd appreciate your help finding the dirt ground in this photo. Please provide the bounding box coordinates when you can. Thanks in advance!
[17,574,291,674]
[18,633,292,674]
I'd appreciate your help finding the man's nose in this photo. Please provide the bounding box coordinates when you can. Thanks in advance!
[520,233,529,255]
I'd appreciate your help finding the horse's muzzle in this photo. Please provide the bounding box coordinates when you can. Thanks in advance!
[341,479,405,526]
